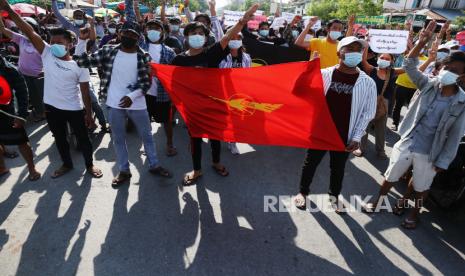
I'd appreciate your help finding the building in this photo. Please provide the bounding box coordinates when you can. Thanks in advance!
[383,0,465,21]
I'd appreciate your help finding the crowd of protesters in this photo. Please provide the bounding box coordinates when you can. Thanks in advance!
[1,0,465,230]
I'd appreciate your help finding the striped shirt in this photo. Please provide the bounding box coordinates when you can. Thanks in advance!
[321,66,377,143]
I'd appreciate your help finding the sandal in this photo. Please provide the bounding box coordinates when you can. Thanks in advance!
[28,171,41,181]
[149,166,172,178]
[112,172,132,187]
[87,166,103,178]
[393,199,407,216]
[51,166,72,179]
[183,171,202,186]
[401,218,418,230]
[294,194,307,210]
[166,146,178,157]
[212,165,229,177]
[352,149,363,157]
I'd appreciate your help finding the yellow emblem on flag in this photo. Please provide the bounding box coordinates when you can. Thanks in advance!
[209,94,283,116]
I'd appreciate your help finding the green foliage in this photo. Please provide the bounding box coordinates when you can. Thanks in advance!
[307,0,382,21]
[453,16,465,30]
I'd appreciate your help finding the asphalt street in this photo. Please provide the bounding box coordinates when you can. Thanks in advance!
[0,76,464,275]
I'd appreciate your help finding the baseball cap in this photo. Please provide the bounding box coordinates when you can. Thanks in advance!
[121,21,142,37]
[337,36,368,52]
[444,40,460,49]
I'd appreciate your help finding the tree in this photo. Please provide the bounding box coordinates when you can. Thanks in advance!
[306,0,383,22]
[453,16,465,31]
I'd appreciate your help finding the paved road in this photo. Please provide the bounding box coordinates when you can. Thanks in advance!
[0,77,464,275]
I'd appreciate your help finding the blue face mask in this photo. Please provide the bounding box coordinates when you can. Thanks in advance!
[343,52,363,67]
[292,30,299,38]
[170,24,180,32]
[147,30,161,43]
[74,19,84,26]
[228,40,242,49]
[50,44,67,58]
[329,31,341,41]
[188,35,205,49]
[436,51,449,61]
[259,29,269,37]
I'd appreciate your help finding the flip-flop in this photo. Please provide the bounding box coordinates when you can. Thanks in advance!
[51,166,72,179]
[112,172,132,186]
[166,146,178,157]
[87,166,103,178]
[212,165,229,177]
[183,172,202,186]
[294,195,307,210]
[28,171,41,181]
[149,166,172,178]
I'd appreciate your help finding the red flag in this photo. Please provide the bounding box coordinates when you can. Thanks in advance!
[151,60,345,151]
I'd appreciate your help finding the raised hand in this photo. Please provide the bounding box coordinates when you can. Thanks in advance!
[241,3,259,23]
[348,14,355,27]
[184,0,189,8]
[418,20,436,45]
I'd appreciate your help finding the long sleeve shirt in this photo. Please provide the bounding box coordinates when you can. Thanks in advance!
[51,0,80,36]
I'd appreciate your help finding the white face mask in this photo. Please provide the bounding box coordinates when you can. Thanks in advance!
[228,40,242,49]
[438,69,459,86]
[436,51,449,61]
[377,59,391,69]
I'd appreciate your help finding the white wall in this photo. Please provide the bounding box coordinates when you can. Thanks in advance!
[383,0,415,10]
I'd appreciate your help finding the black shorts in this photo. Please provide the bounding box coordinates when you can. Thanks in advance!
[146,95,172,123]
[0,112,29,145]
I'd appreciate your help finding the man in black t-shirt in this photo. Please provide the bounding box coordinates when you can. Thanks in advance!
[171,4,259,186]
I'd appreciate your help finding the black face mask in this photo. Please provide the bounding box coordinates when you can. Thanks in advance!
[121,36,138,48]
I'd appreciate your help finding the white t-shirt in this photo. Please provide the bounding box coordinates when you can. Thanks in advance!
[74,38,88,56]
[42,44,90,111]
[106,50,146,110]
[147,43,162,96]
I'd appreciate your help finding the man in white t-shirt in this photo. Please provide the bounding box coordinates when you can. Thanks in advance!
[2,1,103,179]
[75,21,172,186]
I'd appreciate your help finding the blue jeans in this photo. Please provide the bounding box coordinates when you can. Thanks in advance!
[108,107,159,172]
[90,86,107,126]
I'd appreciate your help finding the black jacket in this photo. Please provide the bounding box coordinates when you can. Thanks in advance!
[0,56,29,119]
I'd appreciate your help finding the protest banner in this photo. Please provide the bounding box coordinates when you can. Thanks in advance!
[270,17,286,29]
[302,16,321,30]
[223,10,245,26]
[270,3,278,14]
[355,15,387,25]
[457,31,465,46]
[248,20,259,30]
[282,12,296,23]
[368,29,409,54]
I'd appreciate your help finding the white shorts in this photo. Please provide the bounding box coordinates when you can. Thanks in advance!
[384,139,437,192]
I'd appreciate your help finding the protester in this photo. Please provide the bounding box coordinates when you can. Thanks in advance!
[171,4,259,185]
[354,49,404,158]
[183,0,219,46]
[365,21,465,229]
[293,36,377,213]
[0,55,41,181]
[0,15,45,122]
[218,30,252,154]
[51,0,87,36]
[75,21,172,186]
[99,21,118,48]
[1,0,103,179]
[295,16,354,69]
[142,19,177,156]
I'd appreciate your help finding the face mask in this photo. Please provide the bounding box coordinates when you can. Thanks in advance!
[121,36,138,48]
[259,30,269,37]
[170,24,180,32]
[343,52,363,67]
[436,51,449,61]
[228,40,242,49]
[438,69,459,86]
[377,59,391,69]
[329,31,341,41]
[147,30,161,43]
[188,34,205,49]
[50,44,67,58]
[74,19,84,26]
[108,28,116,34]
[292,30,299,38]
[180,28,185,34]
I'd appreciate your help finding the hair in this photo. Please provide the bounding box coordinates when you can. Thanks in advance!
[146,20,165,32]
[73,9,85,17]
[443,51,465,73]
[183,22,210,37]
[194,14,211,26]
[259,21,270,29]
[169,18,181,24]
[327,19,343,29]
[49,27,73,42]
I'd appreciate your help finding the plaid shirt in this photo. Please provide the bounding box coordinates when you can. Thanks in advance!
[75,45,152,98]
[141,42,176,102]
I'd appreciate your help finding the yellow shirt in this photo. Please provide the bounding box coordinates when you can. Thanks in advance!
[395,55,428,89]
[308,38,339,69]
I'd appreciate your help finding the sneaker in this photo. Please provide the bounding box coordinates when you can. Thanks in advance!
[353,149,363,157]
